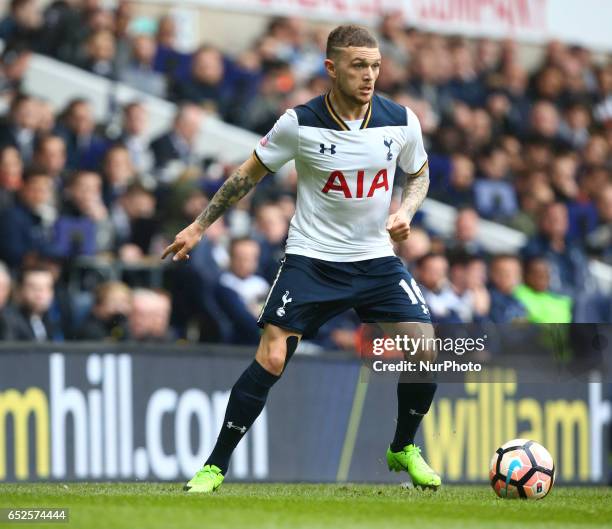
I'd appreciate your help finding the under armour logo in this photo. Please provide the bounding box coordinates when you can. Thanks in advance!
[384,137,394,161]
[408,409,425,417]
[320,143,336,155]
[276,290,293,317]
[226,421,247,434]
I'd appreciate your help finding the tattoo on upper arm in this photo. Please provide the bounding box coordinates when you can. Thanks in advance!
[400,168,430,222]
[195,165,258,229]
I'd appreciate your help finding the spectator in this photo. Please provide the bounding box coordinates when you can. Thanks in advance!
[172,45,230,114]
[0,94,38,162]
[113,0,134,74]
[0,41,32,99]
[239,62,293,134]
[55,170,112,257]
[0,260,17,339]
[396,227,431,269]
[415,253,465,323]
[0,144,23,210]
[0,0,42,50]
[529,100,566,148]
[465,255,491,320]
[11,264,63,340]
[217,238,270,318]
[447,252,489,322]
[120,34,167,98]
[446,207,483,256]
[111,183,157,258]
[432,153,475,207]
[213,238,269,345]
[38,0,84,62]
[0,167,55,267]
[514,256,572,323]
[161,181,209,242]
[35,98,55,134]
[522,201,591,295]
[446,41,486,108]
[550,152,597,240]
[101,144,138,207]
[510,169,554,235]
[150,103,204,184]
[474,144,518,221]
[586,184,612,264]
[77,281,131,340]
[117,101,153,175]
[252,202,288,282]
[172,218,229,342]
[377,12,409,67]
[33,134,68,185]
[488,254,527,323]
[78,29,117,79]
[560,101,591,149]
[129,288,173,342]
[59,98,108,170]
[152,14,191,79]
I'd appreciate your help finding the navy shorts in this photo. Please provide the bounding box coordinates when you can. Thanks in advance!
[257,254,431,338]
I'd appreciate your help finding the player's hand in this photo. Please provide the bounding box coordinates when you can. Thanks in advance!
[161,222,205,262]
[386,212,411,242]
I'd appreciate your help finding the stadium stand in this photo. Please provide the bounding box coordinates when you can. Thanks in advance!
[0,1,611,349]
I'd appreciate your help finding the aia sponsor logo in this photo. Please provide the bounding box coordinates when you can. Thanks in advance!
[321,169,389,198]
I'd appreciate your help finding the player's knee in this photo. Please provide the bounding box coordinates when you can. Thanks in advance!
[413,343,438,364]
[258,340,288,376]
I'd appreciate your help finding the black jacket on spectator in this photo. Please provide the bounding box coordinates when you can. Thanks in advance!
[0,122,35,162]
[0,304,21,340]
[150,132,194,171]
[0,200,54,267]
[76,313,130,341]
[60,130,109,171]
[38,1,85,62]
[6,306,63,341]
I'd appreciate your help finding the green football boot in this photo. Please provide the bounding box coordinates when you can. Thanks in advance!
[387,444,441,490]
[183,464,224,493]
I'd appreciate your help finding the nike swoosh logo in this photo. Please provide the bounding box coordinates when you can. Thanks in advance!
[505,459,523,495]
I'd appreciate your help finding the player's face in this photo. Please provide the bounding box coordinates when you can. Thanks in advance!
[327,47,381,105]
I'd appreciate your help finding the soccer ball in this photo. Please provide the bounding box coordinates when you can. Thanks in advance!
[489,439,555,499]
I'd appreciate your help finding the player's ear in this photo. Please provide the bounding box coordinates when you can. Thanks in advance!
[324,58,337,80]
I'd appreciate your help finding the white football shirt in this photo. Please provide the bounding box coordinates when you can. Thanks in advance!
[254,93,428,262]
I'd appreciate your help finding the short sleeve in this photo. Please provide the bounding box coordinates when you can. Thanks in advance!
[398,107,428,176]
[253,109,298,173]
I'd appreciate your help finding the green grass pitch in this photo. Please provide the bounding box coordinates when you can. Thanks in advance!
[0,483,610,529]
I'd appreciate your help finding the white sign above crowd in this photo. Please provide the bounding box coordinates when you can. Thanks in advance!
[170,0,612,51]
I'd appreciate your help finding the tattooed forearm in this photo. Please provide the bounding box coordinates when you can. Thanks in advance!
[195,165,258,229]
[399,168,429,222]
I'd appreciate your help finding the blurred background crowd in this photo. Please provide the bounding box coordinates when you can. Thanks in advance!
[0,0,611,351]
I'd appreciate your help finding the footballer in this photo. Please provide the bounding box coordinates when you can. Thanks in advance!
[163,24,441,493]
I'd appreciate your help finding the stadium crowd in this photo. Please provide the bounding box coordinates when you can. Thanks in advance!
[0,0,611,349]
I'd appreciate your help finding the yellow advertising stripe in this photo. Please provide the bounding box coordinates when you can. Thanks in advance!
[336,366,370,482]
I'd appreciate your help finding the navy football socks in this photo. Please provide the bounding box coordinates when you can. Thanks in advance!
[390,381,437,452]
[205,360,280,474]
